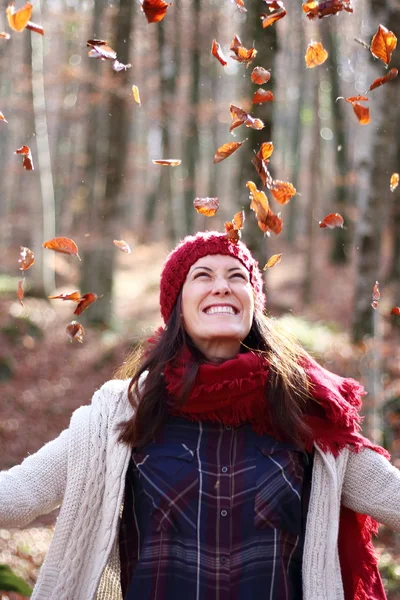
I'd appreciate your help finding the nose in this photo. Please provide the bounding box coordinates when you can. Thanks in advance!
[211,276,231,295]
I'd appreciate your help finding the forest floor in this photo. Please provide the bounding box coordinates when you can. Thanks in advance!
[1,237,400,598]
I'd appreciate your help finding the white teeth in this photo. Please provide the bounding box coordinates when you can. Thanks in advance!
[205,306,236,315]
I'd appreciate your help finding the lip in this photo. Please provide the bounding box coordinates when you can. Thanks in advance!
[202,304,239,315]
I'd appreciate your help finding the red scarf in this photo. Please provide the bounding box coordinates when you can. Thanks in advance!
[162,346,389,600]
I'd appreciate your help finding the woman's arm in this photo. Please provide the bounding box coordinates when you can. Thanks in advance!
[0,427,69,528]
[342,448,400,532]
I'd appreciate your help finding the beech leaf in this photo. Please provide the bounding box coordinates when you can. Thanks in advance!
[42,237,81,259]
[193,197,220,217]
[213,140,247,164]
[305,41,328,68]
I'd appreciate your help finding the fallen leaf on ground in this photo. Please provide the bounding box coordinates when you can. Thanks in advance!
[152,159,181,166]
[66,321,85,343]
[213,140,247,164]
[370,24,397,66]
[113,239,132,253]
[132,85,141,105]
[18,246,35,271]
[390,173,399,192]
[193,197,220,217]
[141,0,171,23]
[15,145,34,170]
[305,41,328,68]
[43,237,81,259]
[319,213,344,229]
[263,253,282,269]
[251,66,271,85]
[6,1,32,31]
[252,89,274,104]
[211,39,227,67]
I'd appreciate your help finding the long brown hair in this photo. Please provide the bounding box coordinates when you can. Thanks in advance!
[115,294,313,449]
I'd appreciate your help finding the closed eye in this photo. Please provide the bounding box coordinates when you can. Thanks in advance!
[231,272,247,279]
[193,271,210,279]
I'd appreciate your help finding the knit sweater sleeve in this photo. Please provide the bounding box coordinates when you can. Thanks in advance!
[341,448,400,532]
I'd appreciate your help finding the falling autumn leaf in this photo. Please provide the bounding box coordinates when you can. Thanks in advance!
[17,279,25,306]
[74,293,98,316]
[152,159,181,166]
[211,39,227,67]
[6,1,32,32]
[391,307,400,315]
[370,25,397,66]
[263,253,282,270]
[213,140,247,164]
[87,39,117,61]
[302,0,353,19]
[132,85,141,105]
[319,213,344,229]
[66,321,85,343]
[251,66,271,85]
[305,41,328,68]
[112,60,132,72]
[193,197,220,217]
[390,173,399,192]
[26,21,44,35]
[231,0,247,13]
[230,34,257,66]
[224,210,245,242]
[252,142,274,187]
[351,102,370,125]
[252,89,274,104]
[371,281,380,310]
[0,32,11,39]
[141,0,171,23]
[269,179,296,204]
[43,237,81,259]
[113,239,132,253]
[0,111,8,123]
[48,291,82,302]
[230,104,264,132]
[15,145,34,170]
[368,68,398,92]
[18,246,35,271]
[246,181,283,235]
[260,1,287,28]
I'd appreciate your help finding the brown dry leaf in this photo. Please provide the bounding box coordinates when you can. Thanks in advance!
[113,239,132,253]
[152,159,181,166]
[368,68,398,91]
[17,278,25,306]
[0,111,8,123]
[113,60,132,72]
[66,321,85,343]
[251,66,271,85]
[213,139,247,164]
[224,210,245,242]
[302,0,353,19]
[229,104,264,132]
[211,39,227,67]
[49,291,82,302]
[18,246,35,271]
[263,253,282,270]
[305,41,328,68]
[15,145,34,170]
[87,39,117,61]
[371,280,380,310]
[246,181,282,235]
[351,102,370,125]
[132,85,141,105]
[43,237,81,259]
[260,142,274,161]
[391,307,400,315]
[231,0,247,13]
[229,34,257,66]
[252,142,274,187]
[74,293,98,316]
[0,32,11,39]
[390,173,399,192]
[269,179,296,204]
[141,0,171,23]
[260,1,287,28]
[319,212,344,229]
[26,21,44,35]
[193,197,220,217]
[252,89,274,104]
[370,24,397,66]
[6,1,32,32]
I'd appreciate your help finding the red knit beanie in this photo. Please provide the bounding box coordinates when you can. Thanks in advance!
[160,231,266,323]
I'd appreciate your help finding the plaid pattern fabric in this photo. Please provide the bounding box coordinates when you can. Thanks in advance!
[119,417,308,600]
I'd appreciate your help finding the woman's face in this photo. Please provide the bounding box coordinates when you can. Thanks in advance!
[181,254,255,361]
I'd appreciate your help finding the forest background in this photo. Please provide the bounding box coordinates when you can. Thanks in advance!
[1,0,400,596]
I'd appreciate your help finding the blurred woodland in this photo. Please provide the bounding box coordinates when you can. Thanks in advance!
[1,0,400,596]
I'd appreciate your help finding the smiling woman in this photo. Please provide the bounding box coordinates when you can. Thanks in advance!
[1,231,400,600]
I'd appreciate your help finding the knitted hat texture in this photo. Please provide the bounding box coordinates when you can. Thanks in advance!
[159,231,266,323]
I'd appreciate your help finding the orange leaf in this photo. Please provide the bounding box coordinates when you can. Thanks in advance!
[371,281,380,310]
[263,253,282,270]
[132,85,141,105]
[260,142,274,161]
[229,104,264,132]
[15,145,34,170]
[390,172,399,192]
[391,306,400,315]
[48,291,82,302]
[232,0,247,12]
[66,321,85,343]
[252,142,274,187]
[229,34,257,66]
[113,239,132,253]
[6,2,32,32]
[141,0,171,23]
[246,181,283,235]
[0,32,11,39]
[26,21,44,35]
[351,102,370,125]
[152,159,181,166]
[0,111,7,123]
[87,39,117,61]
[250,66,271,85]
[193,197,220,217]
[252,89,274,104]
[305,41,328,68]
[213,140,247,164]
[43,237,81,259]
[319,212,344,229]
[211,39,227,67]
[224,211,245,242]
[18,246,35,271]
[345,95,369,103]
[74,293,98,316]
[260,1,287,28]
[17,278,25,306]
[370,24,397,66]
[302,0,353,19]
[368,68,398,91]
[270,180,296,204]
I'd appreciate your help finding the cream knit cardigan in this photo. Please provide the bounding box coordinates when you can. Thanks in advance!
[1,379,400,600]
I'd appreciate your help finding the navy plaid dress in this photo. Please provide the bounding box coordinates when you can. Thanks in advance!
[119,417,311,600]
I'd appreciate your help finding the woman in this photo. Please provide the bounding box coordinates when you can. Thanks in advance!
[1,230,400,600]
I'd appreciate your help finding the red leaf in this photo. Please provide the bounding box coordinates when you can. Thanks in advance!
[371,281,380,309]
[368,68,398,92]
[231,0,247,12]
[15,145,34,170]
[66,321,85,343]
[252,89,274,104]
[26,21,44,35]
[391,306,400,316]
[141,0,171,23]
[230,104,264,132]
[152,159,181,166]
[250,66,271,85]
[370,24,397,66]
[17,278,25,306]
[319,213,344,229]
[260,1,287,28]
[211,39,227,67]
[42,237,81,259]
[74,293,98,316]
[302,0,353,19]
[213,140,247,164]
[229,34,257,66]
[18,246,35,271]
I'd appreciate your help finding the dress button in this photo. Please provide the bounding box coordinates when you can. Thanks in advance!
[220,556,227,564]
[221,466,228,473]
[221,509,228,517]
